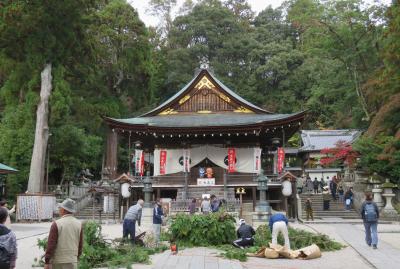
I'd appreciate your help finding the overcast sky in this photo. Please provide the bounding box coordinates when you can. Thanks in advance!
[129,0,391,27]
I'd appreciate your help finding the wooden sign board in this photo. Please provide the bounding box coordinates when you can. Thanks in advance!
[17,194,56,221]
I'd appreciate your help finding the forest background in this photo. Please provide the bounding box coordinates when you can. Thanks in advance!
[0,0,399,198]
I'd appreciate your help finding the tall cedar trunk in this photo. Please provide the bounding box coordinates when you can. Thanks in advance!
[27,63,52,193]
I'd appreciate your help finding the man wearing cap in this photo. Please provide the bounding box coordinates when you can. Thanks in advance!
[44,198,83,269]
[123,199,144,245]
[232,219,255,249]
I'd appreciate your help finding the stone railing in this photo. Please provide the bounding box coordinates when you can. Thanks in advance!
[170,198,240,213]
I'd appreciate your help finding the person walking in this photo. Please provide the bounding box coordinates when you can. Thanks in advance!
[0,207,17,269]
[338,185,344,203]
[344,187,354,210]
[153,199,164,245]
[322,187,330,210]
[123,199,144,245]
[201,197,211,214]
[361,192,379,249]
[305,198,314,221]
[313,178,319,194]
[44,198,83,269]
[0,200,15,229]
[269,213,290,250]
[188,198,197,215]
[232,219,255,249]
[319,178,325,193]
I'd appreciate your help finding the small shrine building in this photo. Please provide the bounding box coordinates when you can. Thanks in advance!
[103,67,306,210]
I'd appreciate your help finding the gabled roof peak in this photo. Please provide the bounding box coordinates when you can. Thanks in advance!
[141,69,271,117]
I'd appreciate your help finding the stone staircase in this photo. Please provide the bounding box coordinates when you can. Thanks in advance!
[75,203,118,220]
[300,193,360,220]
[176,186,236,200]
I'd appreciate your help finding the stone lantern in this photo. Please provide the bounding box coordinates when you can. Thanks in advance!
[143,171,153,208]
[381,178,398,217]
[369,173,384,210]
[255,169,270,213]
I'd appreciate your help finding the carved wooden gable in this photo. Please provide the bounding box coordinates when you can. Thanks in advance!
[159,74,254,115]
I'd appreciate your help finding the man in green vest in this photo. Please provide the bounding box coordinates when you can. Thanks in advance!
[44,198,83,269]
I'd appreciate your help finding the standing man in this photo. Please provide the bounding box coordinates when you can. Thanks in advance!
[44,198,83,269]
[305,198,314,221]
[322,187,331,210]
[0,207,17,269]
[210,195,220,212]
[330,176,338,200]
[269,213,290,250]
[361,193,379,249]
[313,178,319,194]
[123,199,144,245]
[153,199,164,245]
[201,197,211,214]
[232,219,255,249]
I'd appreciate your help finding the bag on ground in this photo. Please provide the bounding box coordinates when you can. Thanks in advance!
[297,244,321,260]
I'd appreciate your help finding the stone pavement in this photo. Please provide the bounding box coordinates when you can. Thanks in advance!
[11,221,400,269]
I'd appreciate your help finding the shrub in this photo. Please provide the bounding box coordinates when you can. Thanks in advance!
[169,212,236,246]
[34,220,167,269]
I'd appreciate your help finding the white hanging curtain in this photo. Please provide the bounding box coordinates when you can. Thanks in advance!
[153,145,261,176]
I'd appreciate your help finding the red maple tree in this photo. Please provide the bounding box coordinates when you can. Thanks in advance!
[320,140,359,167]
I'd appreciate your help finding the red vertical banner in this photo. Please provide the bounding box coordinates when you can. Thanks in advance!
[159,150,167,175]
[228,148,236,173]
[135,149,145,176]
[277,147,285,174]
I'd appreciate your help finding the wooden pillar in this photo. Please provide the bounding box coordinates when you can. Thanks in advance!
[252,187,256,211]
[223,170,228,200]
[105,128,118,178]
[157,188,161,199]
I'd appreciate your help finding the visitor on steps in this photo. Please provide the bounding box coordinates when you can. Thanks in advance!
[188,198,197,215]
[153,199,164,245]
[330,176,338,200]
[269,213,290,250]
[305,198,314,221]
[123,199,144,245]
[344,187,354,210]
[201,197,211,214]
[313,178,319,194]
[232,219,255,249]
[338,185,345,203]
[306,177,313,194]
[319,178,325,193]
[296,177,304,194]
[361,192,379,249]
[44,198,83,269]
[0,207,17,269]
[322,187,330,210]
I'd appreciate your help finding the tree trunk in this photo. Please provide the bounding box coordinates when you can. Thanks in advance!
[27,63,52,193]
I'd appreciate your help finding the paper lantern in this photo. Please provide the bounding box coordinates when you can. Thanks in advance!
[121,183,131,198]
[282,180,292,196]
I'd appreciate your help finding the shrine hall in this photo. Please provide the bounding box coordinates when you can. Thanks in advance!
[103,67,306,210]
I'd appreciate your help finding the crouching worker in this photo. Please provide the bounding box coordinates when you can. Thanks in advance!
[269,213,290,250]
[232,219,255,249]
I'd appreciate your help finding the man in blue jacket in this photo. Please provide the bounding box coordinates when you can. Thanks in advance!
[269,213,290,250]
[153,199,164,245]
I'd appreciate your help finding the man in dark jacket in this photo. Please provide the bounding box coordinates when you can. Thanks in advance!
[232,219,255,249]
[269,213,290,250]
[153,199,164,245]
[0,207,17,269]
[344,187,354,210]
[361,192,379,249]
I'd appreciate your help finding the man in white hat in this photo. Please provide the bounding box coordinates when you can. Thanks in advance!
[232,219,255,249]
[44,198,83,269]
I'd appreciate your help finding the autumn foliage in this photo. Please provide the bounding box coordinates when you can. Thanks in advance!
[320,141,359,167]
